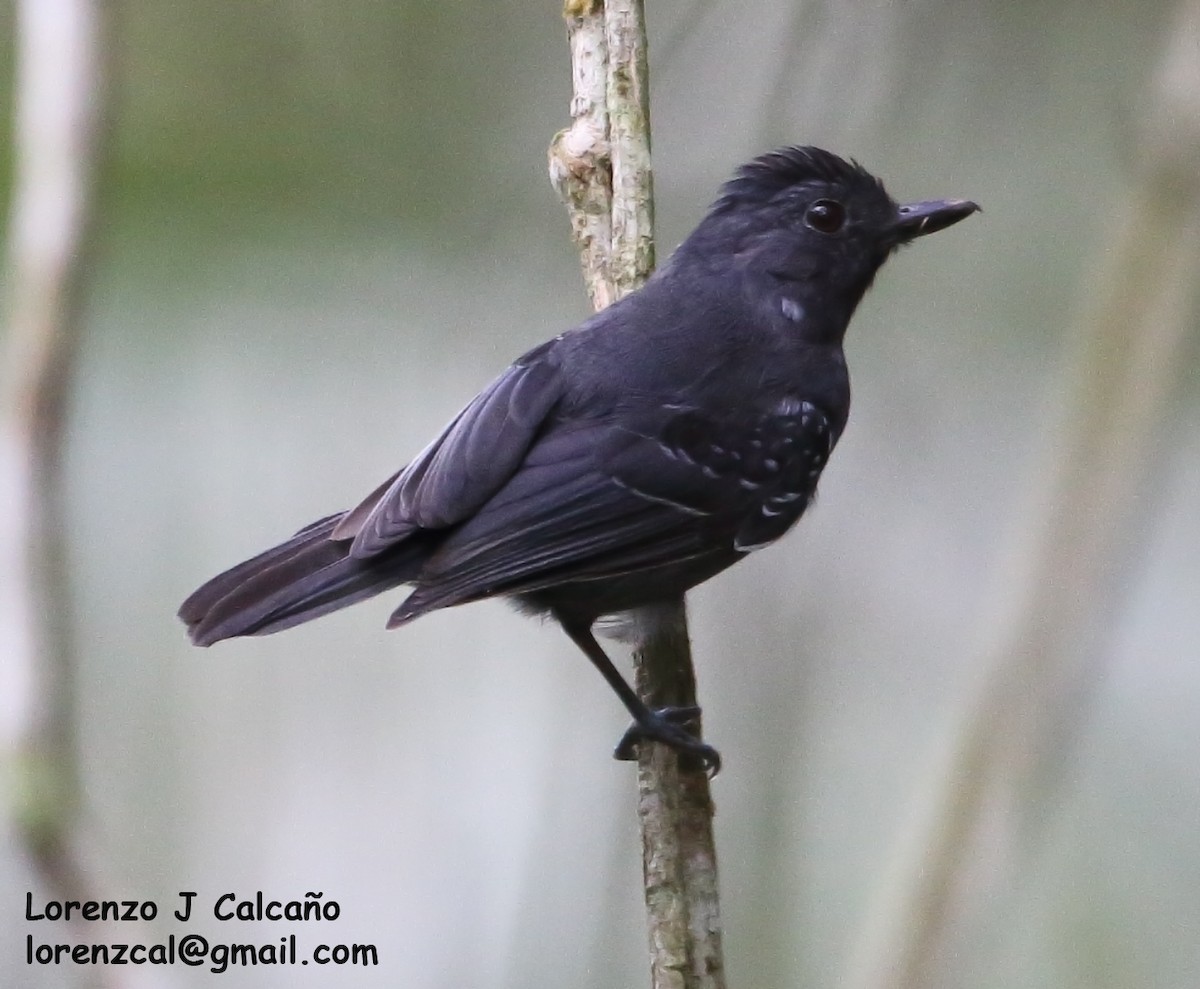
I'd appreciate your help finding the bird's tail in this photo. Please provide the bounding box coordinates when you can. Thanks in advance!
[179,513,428,646]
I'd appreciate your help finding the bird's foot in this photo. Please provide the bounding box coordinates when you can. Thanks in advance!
[614,705,721,777]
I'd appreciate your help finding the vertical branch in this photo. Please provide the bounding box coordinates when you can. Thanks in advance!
[603,0,656,294]
[549,4,726,988]
[632,608,724,989]
[2,0,103,902]
[847,4,1200,988]
[548,0,615,311]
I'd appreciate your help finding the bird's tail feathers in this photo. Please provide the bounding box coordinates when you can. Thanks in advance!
[179,514,424,646]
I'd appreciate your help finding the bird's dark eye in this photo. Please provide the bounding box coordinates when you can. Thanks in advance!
[804,199,846,234]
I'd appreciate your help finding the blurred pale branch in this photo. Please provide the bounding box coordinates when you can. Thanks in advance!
[847,3,1200,988]
[548,2,725,987]
[2,0,107,953]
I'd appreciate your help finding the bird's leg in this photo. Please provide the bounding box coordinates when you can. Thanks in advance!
[557,613,721,776]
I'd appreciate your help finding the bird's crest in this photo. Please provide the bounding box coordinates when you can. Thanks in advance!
[712,146,885,214]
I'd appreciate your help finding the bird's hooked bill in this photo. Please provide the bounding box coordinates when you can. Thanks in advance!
[893,198,980,242]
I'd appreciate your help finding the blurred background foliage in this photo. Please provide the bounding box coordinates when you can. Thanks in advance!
[2,0,1199,987]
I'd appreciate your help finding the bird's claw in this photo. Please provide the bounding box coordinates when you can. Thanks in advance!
[614,705,721,777]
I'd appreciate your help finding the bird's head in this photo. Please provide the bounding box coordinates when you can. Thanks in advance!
[677,146,978,338]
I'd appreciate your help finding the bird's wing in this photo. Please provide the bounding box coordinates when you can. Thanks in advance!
[613,398,836,552]
[392,399,836,620]
[334,341,566,558]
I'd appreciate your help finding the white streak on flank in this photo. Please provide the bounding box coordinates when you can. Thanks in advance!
[597,602,688,644]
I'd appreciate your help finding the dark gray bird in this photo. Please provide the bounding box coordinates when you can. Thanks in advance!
[180,146,978,775]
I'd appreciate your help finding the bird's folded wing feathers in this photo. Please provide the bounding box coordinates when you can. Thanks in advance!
[388,420,717,619]
[338,373,836,621]
[335,344,565,558]
[391,400,837,620]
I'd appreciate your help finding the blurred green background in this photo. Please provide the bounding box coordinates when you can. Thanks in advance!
[3,1,1199,987]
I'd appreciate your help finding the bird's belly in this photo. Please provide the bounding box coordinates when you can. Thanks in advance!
[513,546,742,623]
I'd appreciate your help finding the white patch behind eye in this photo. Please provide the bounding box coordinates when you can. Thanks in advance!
[781,298,805,323]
